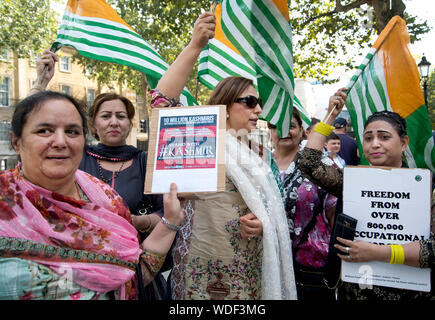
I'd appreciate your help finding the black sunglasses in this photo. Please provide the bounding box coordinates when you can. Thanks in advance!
[234,95,263,108]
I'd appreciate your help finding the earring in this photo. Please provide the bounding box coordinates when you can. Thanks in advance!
[226,114,230,119]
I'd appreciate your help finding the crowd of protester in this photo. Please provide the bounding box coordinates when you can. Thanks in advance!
[0,12,433,301]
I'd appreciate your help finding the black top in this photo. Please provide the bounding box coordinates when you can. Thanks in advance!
[337,133,360,166]
[79,148,163,218]
[80,146,171,299]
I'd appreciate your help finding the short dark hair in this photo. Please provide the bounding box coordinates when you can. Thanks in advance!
[89,93,135,140]
[11,91,88,140]
[364,111,407,137]
[326,132,340,142]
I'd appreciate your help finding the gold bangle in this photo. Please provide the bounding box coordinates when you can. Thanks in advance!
[314,121,334,137]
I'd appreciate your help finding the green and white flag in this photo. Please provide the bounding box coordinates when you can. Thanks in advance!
[198,1,310,128]
[345,16,434,170]
[218,0,295,137]
[53,0,197,106]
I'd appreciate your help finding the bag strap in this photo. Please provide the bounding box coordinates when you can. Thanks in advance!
[294,207,320,253]
[323,198,344,289]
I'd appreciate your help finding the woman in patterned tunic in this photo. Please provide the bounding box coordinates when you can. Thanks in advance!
[267,112,338,301]
[150,12,296,300]
[0,91,183,299]
[299,88,434,300]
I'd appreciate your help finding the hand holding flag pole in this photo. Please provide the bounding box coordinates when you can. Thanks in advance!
[36,43,62,87]
[324,87,348,124]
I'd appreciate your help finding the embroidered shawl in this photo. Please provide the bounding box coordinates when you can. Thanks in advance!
[0,166,142,297]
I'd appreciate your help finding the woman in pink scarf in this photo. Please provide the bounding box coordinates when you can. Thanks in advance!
[0,91,183,300]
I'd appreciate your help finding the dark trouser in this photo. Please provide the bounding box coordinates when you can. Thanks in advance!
[294,262,336,301]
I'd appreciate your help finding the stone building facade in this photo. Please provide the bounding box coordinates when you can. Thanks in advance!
[0,47,144,170]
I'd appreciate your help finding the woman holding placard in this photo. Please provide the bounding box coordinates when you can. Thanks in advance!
[0,91,183,300]
[299,89,434,300]
[30,50,170,300]
[150,12,296,300]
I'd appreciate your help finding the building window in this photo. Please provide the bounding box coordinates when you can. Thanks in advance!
[59,56,71,72]
[0,77,10,107]
[87,89,96,106]
[61,85,71,96]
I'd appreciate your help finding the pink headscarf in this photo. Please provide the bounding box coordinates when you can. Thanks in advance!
[0,166,142,298]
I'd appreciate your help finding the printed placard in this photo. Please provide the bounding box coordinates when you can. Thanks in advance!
[341,166,431,292]
[145,105,226,194]
[156,114,217,170]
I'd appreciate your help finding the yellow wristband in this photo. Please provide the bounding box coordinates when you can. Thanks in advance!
[314,121,334,137]
[389,245,396,264]
[389,244,405,264]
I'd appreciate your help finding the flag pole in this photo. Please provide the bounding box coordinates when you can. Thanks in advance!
[324,106,336,124]
[195,77,199,101]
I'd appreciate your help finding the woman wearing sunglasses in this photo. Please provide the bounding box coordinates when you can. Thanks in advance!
[149,12,296,300]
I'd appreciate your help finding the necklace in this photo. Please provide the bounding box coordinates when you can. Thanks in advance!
[97,159,125,185]
[74,181,89,201]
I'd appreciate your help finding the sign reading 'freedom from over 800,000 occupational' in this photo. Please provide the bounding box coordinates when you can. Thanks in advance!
[342,166,432,292]
[145,105,226,194]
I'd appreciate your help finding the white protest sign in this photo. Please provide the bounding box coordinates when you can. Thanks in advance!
[342,166,431,292]
[145,105,226,194]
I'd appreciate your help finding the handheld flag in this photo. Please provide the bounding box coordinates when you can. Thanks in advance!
[198,1,310,129]
[345,16,434,171]
[217,0,296,137]
[53,0,197,106]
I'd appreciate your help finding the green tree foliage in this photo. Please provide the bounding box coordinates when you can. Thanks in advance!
[290,0,431,83]
[0,0,58,58]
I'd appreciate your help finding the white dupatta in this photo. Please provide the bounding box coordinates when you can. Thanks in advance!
[225,132,297,300]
